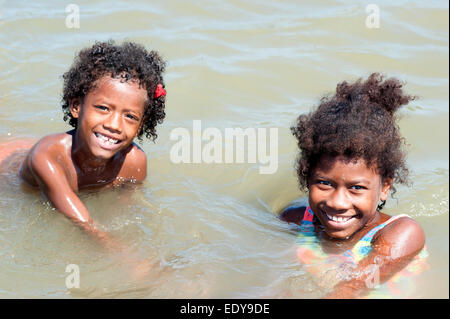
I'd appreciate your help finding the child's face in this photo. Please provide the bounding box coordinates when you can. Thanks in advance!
[69,76,148,160]
[308,155,392,240]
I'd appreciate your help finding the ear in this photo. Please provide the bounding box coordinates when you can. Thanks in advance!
[69,98,82,119]
[380,178,393,201]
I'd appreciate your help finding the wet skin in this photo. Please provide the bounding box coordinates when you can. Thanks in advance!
[20,76,148,245]
[280,155,425,298]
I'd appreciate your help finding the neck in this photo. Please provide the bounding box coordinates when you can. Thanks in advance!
[71,130,112,175]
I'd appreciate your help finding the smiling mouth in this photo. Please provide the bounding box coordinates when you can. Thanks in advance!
[323,211,356,224]
[94,132,121,145]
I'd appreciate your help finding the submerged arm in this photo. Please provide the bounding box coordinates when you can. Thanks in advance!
[324,217,425,299]
[27,146,153,279]
[29,151,123,251]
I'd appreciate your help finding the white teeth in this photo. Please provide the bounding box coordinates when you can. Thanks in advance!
[326,213,352,223]
[96,133,119,144]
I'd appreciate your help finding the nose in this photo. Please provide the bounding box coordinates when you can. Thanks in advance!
[104,112,122,134]
[326,187,352,211]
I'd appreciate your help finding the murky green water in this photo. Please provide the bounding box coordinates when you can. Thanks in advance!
[0,0,448,298]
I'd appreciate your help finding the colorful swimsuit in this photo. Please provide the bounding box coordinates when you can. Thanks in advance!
[296,206,428,298]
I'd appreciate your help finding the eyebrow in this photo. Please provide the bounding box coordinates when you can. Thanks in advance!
[313,174,371,185]
[93,99,143,115]
[313,174,330,180]
[122,108,142,115]
[347,179,371,185]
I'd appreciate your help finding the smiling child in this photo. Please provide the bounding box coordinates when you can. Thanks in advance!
[280,73,427,298]
[10,40,167,252]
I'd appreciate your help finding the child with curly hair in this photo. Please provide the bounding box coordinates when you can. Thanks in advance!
[280,73,428,298]
[1,40,166,264]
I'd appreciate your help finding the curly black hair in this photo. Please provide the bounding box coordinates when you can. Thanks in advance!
[291,73,415,197]
[62,40,166,142]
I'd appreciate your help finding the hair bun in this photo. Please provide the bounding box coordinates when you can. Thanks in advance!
[335,73,415,115]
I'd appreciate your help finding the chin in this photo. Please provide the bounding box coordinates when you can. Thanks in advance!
[90,146,118,160]
[324,229,354,240]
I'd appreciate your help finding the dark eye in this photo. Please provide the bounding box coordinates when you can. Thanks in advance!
[126,114,139,121]
[351,185,366,190]
[318,180,331,186]
[95,105,108,111]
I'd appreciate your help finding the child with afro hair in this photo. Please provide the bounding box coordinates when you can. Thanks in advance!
[280,73,427,298]
[8,41,168,274]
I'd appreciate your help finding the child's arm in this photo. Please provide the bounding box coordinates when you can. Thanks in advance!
[324,217,425,299]
[25,141,153,278]
[28,150,123,250]
[24,139,145,253]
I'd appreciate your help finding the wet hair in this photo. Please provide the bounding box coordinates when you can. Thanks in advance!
[291,73,415,198]
[61,40,167,141]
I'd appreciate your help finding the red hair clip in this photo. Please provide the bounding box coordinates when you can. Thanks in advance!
[154,84,166,98]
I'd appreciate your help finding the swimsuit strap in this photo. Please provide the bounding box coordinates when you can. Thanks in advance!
[352,214,411,261]
[359,214,410,243]
[302,206,315,224]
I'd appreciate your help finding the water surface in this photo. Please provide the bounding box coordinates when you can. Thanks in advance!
[0,0,448,298]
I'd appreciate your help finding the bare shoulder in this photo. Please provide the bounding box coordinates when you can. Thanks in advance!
[375,215,425,258]
[21,132,74,187]
[119,142,147,182]
[279,205,307,225]
[279,197,309,225]
[30,133,72,156]
[28,133,73,169]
